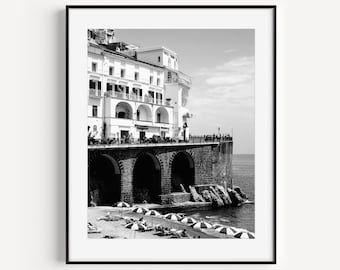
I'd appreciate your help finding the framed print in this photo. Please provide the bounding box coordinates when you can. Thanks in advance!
[66,5,276,264]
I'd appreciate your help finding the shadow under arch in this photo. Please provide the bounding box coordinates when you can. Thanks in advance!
[88,154,121,206]
[133,152,161,203]
[171,151,195,193]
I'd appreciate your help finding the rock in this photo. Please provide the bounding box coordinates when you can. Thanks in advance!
[215,185,232,205]
[189,186,205,202]
[180,184,187,193]
[209,189,224,208]
[209,186,224,207]
[227,188,245,206]
[233,186,248,199]
[201,189,212,202]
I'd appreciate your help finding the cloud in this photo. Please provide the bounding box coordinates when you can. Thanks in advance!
[223,49,237,54]
[206,74,252,86]
[194,56,254,88]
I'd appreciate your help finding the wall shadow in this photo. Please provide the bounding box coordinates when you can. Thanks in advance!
[55,9,66,262]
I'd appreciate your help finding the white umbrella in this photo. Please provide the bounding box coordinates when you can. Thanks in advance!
[116,201,131,207]
[125,222,147,239]
[125,222,147,231]
[212,223,224,229]
[180,217,197,225]
[145,210,161,217]
[234,231,255,239]
[215,226,238,236]
[191,221,213,229]
[132,207,149,214]
[163,213,182,221]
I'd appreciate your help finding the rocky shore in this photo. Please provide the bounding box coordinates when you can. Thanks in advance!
[189,184,252,208]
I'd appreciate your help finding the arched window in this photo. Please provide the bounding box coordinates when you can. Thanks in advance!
[115,102,133,119]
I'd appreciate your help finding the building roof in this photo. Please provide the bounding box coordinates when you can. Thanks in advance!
[136,46,177,56]
[88,42,164,70]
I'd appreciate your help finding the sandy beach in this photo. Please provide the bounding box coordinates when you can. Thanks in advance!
[88,207,235,239]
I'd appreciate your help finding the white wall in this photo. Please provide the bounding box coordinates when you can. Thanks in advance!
[2,1,340,269]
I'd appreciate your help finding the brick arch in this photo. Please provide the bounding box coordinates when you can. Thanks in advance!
[132,151,161,171]
[169,150,195,192]
[88,153,122,206]
[132,151,162,203]
[89,151,125,174]
[168,150,195,170]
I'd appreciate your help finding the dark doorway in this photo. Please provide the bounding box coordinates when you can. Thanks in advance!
[133,153,161,203]
[171,152,195,192]
[139,131,145,141]
[88,154,121,206]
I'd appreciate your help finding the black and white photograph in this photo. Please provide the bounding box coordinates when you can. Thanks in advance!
[87,28,255,240]
[66,6,276,263]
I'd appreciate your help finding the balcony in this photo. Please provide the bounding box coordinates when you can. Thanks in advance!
[89,89,102,98]
[105,91,171,107]
[165,71,192,88]
[106,91,144,102]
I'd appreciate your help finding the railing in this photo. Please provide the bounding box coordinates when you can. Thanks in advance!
[88,134,233,146]
[189,135,233,143]
[155,120,170,125]
[105,91,172,106]
[89,89,102,97]
[144,96,154,103]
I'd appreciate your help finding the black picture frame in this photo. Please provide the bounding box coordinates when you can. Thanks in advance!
[66,5,276,264]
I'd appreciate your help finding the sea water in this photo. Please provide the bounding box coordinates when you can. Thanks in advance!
[182,154,255,232]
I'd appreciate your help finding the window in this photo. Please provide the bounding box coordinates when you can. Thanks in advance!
[158,56,161,62]
[89,80,96,89]
[92,62,97,72]
[107,83,113,91]
[157,78,160,86]
[150,76,153,84]
[157,113,161,123]
[134,72,139,81]
[93,125,97,132]
[120,69,125,78]
[92,105,98,117]
[109,66,113,75]
[167,71,172,81]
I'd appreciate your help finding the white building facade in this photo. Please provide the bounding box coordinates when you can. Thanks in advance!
[88,35,192,143]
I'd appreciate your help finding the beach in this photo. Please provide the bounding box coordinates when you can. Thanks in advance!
[88,207,237,239]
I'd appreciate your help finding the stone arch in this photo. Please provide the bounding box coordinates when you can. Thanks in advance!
[136,104,152,122]
[155,107,169,123]
[132,152,161,203]
[88,154,121,206]
[115,101,133,119]
[170,151,195,193]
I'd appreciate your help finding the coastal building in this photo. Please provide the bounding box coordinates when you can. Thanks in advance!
[87,29,192,143]
[87,30,233,207]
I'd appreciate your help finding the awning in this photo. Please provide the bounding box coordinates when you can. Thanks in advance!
[135,125,149,130]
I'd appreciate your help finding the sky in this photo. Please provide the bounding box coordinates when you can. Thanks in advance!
[115,29,255,154]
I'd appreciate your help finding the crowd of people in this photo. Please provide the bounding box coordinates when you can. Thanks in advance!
[88,128,232,146]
